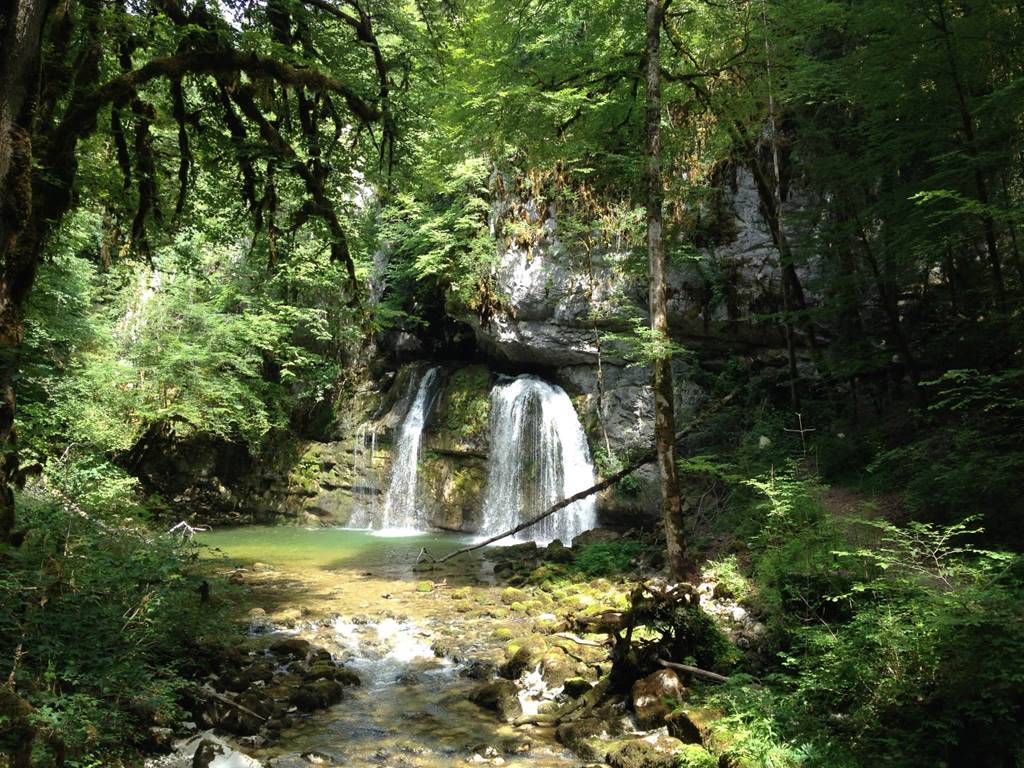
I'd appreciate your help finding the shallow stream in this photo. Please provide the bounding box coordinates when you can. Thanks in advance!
[198,527,583,768]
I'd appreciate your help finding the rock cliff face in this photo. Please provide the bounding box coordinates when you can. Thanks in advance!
[139,168,803,530]
[447,167,808,524]
[466,168,807,368]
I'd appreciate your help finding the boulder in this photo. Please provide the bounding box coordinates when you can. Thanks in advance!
[543,540,575,564]
[605,736,685,768]
[303,660,361,686]
[631,669,686,729]
[570,528,624,548]
[269,637,312,659]
[198,694,266,737]
[539,650,576,687]
[145,726,175,753]
[460,659,497,680]
[555,717,609,761]
[469,680,523,723]
[500,642,545,679]
[562,677,593,699]
[500,587,529,605]
[665,706,722,746]
[288,679,344,712]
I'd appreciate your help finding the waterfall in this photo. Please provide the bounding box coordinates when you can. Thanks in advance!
[377,366,442,531]
[481,375,598,544]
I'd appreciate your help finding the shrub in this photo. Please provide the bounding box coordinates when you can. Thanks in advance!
[0,494,238,765]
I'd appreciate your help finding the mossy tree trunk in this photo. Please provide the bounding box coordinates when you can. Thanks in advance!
[645,0,687,579]
[0,0,51,545]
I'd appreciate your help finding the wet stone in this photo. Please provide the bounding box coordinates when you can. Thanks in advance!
[468,679,523,723]
[270,637,313,659]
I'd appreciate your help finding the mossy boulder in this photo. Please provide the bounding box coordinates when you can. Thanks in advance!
[562,677,593,699]
[468,679,523,723]
[539,649,576,687]
[501,587,529,605]
[304,661,361,687]
[269,637,313,659]
[544,540,576,564]
[605,736,685,768]
[555,717,609,761]
[666,706,722,745]
[501,637,549,678]
[631,669,686,729]
[288,679,344,712]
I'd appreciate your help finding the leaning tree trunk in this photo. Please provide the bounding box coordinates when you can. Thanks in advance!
[645,0,687,579]
[0,0,50,545]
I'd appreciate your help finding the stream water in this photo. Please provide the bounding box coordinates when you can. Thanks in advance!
[198,527,582,768]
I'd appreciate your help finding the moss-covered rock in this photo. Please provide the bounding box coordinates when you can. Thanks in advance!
[417,455,487,531]
[555,717,609,761]
[605,736,685,768]
[631,669,686,729]
[428,364,494,454]
[468,679,522,723]
[501,587,529,605]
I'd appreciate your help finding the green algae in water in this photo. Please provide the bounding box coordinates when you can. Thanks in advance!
[197,526,479,575]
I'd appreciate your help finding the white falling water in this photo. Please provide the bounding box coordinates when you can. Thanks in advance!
[480,375,598,544]
[377,366,442,532]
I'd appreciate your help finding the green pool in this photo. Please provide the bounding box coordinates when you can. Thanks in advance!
[196,525,483,576]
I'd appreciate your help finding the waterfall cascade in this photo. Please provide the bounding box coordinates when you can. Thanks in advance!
[377,366,443,532]
[480,375,598,544]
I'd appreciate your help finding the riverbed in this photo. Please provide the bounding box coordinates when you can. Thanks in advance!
[196,526,588,768]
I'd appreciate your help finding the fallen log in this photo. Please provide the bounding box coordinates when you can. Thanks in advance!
[656,658,730,684]
[554,632,606,648]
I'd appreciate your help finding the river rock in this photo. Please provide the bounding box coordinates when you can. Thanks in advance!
[562,677,593,699]
[665,706,723,746]
[146,726,175,753]
[555,718,609,761]
[288,679,344,712]
[303,660,360,686]
[269,637,312,659]
[500,637,548,678]
[631,669,685,729]
[192,738,263,768]
[570,528,624,548]
[605,736,685,768]
[469,680,523,722]
[543,540,575,564]
[460,659,497,680]
[539,650,575,687]
[198,693,265,737]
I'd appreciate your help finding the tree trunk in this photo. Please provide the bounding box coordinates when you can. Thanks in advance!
[0,0,51,545]
[934,0,1006,309]
[645,0,687,579]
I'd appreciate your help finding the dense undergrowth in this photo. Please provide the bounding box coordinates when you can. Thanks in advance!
[0,493,239,767]
[668,371,1024,768]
